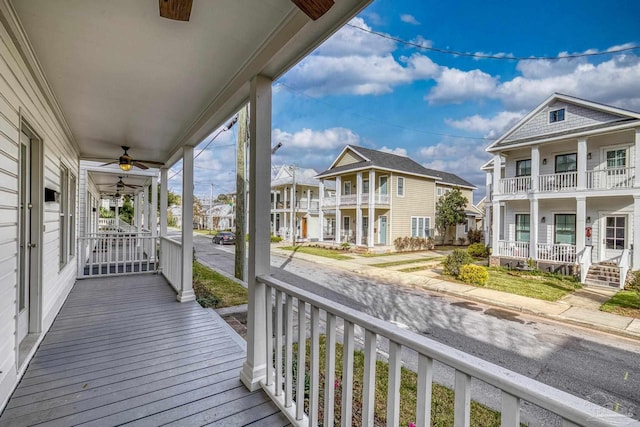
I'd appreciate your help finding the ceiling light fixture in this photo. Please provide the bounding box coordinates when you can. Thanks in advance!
[119,148,133,171]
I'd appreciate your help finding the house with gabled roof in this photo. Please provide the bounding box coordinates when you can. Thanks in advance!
[315,145,477,248]
[485,93,640,288]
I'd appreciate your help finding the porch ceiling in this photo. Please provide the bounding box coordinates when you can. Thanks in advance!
[87,167,154,197]
[9,0,371,167]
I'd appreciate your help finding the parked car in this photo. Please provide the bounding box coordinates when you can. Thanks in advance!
[212,231,236,245]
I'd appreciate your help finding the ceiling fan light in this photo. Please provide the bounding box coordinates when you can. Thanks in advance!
[119,154,133,171]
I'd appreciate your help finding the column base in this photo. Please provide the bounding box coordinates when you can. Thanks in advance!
[176,289,196,302]
[240,361,267,391]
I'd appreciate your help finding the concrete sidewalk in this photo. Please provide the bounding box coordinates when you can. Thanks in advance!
[274,247,640,340]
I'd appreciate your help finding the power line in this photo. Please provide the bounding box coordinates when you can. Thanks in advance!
[346,23,640,60]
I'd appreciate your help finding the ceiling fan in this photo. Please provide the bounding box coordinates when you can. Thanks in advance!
[159,0,334,22]
[109,177,143,190]
[101,146,165,171]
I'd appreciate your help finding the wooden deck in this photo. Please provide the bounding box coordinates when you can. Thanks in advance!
[0,274,289,427]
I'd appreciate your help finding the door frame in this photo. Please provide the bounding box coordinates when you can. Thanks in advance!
[16,118,44,367]
[599,212,628,262]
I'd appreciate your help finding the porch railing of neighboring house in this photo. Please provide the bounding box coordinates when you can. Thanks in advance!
[578,246,593,283]
[536,243,576,263]
[496,240,529,259]
[618,248,632,289]
[586,167,635,190]
[258,275,633,427]
[499,176,531,194]
[159,236,182,293]
[339,194,357,205]
[322,196,336,207]
[77,232,157,278]
[538,171,577,192]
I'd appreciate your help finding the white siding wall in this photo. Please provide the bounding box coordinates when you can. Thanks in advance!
[0,15,79,409]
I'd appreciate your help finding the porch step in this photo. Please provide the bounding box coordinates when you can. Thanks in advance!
[585,264,620,288]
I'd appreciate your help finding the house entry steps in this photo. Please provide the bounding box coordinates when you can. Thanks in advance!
[0,274,288,426]
[585,263,621,288]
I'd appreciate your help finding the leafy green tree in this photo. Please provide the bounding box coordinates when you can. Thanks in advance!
[119,195,134,224]
[435,187,468,244]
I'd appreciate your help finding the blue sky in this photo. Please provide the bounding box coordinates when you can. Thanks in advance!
[170,0,640,204]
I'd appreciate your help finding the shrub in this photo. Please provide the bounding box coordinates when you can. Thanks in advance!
[624,270,640,292]
[457,237,467,245]
[341,242,350,250]
[458,264,489,286]
[270,235,283,243]
[443,249,473,276]
[467,242,489,258]
[467,229,483,244]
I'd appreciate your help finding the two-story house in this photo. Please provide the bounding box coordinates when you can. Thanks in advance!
[316,145,477,248]
[270,165,334,242]
[486,93,640,288]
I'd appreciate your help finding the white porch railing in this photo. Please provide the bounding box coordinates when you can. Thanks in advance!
[340,194,357,205]
[578,246,593,283]
[258,275,634,427]
[322,197,336,207]
[586,167,635,189]
[77,232,157,278]
[618,248,631,289]
[499,176,531,194]
[160,236,182,293]
[538,171,577,192]
[496,240,529,258]
[536,243,576,263]
[98,217,138,232]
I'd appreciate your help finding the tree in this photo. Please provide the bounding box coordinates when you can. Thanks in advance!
[193,196,206,228]
[435,187,468,244]
[119,195,134,224]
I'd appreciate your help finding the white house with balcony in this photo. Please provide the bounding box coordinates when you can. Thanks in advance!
[487,93,640,288]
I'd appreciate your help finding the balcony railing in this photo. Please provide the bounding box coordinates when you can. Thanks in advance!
[322,193,390,208]
[258,275,632,426]
[77,232,157,278]
[496,240,529,258]
[340,194,357,205]
[587,167,635,189]
[538,171,577,192]
[499,176,531,194]
[536,243,576,263]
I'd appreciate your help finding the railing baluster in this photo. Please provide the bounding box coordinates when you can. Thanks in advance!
[324,313,336,427]
[416,354,433,427]
[264,286,273,387]
[309,305,320,425]
[387,340,401,427]
[275,290,284,396]
[362,329,377,426]
[454,370,471,427]
[285,294,293,407]
[341,320,354,427]
[296,298,306,421]
[501,391,520,426]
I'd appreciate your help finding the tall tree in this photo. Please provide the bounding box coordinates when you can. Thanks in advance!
[435,188,468,244]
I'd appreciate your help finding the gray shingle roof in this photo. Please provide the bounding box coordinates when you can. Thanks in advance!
[316,145,475,189]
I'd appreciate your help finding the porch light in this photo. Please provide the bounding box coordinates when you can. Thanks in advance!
[587,153,592,160]
[119,151,133,171]
[586,216,591,223]
[541,216,546,223]
[542,159,547,165]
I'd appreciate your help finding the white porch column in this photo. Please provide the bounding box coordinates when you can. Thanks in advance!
[134,193,141,229]
[635,129,640,187]
[151,176,158,237]
[145,186,151,230]
[493,154,501,195]
[530,198,539,260]
[241,74,271,391]
[368,169,375,247]
[283,188,288,235]
[577,138,587,190]
[335,176,341,243]
[290,184,295,242]
[634,195,640,269]
[178,146,195,303]
[485,203,492,246]
[356,172,363,246]
[492,202,501,251]
[115,199,120,224]
[531,146,539,192]
[576,197,586,254]
[160,168,168,237]
[318,180,324,241]
[307,188,311,210]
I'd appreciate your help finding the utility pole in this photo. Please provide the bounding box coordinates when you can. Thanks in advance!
[209,183,213,234]
[235,105,248,281]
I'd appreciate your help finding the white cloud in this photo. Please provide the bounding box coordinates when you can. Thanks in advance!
[410,35,432,48]
[273,127,360,150]
[445,111,525,139]
[426,68,498,104]
[379,146,407,156]
[315,17,395,58]
[400,14,420,25]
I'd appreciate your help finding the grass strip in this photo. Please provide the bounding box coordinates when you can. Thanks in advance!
[600,290,640,318]
[192,261,248,308]
[483,268,580,301]
[370,258,433,268]
[279,245,353,260]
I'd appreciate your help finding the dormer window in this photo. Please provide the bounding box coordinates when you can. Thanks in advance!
[549,108,565,123]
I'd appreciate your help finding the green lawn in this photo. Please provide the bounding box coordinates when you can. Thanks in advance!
[483,268,581,301]
[600,290,640,318]
[370,258,434,268]
[279,246,353,260]
[292,337,500,426]
[359,251,429,258]
[192,261,248,308]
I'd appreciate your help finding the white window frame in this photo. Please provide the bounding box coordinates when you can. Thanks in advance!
[397,176,405,197]
[437,187,442,197]
[363,179,369,194]
[410,216,430,238]
[549,108,565,123]
[343,181,352,195]
[59,164,69,268]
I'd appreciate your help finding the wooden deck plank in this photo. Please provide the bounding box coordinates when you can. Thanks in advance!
[205,401,288,426]
[0,274,285,426]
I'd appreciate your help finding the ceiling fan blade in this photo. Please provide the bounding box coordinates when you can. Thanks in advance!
[136,159,166,166]
[100,161,118,167]
[133,161,149,170]
[124,184,143,189]
[159,0,192,21]
[291,0,334,20]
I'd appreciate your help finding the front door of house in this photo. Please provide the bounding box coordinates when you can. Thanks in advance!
[379,215,387,245]
[301,217,307,238]
[600,215,626,262]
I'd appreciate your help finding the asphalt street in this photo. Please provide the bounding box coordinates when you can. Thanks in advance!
[193,234,640,424]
